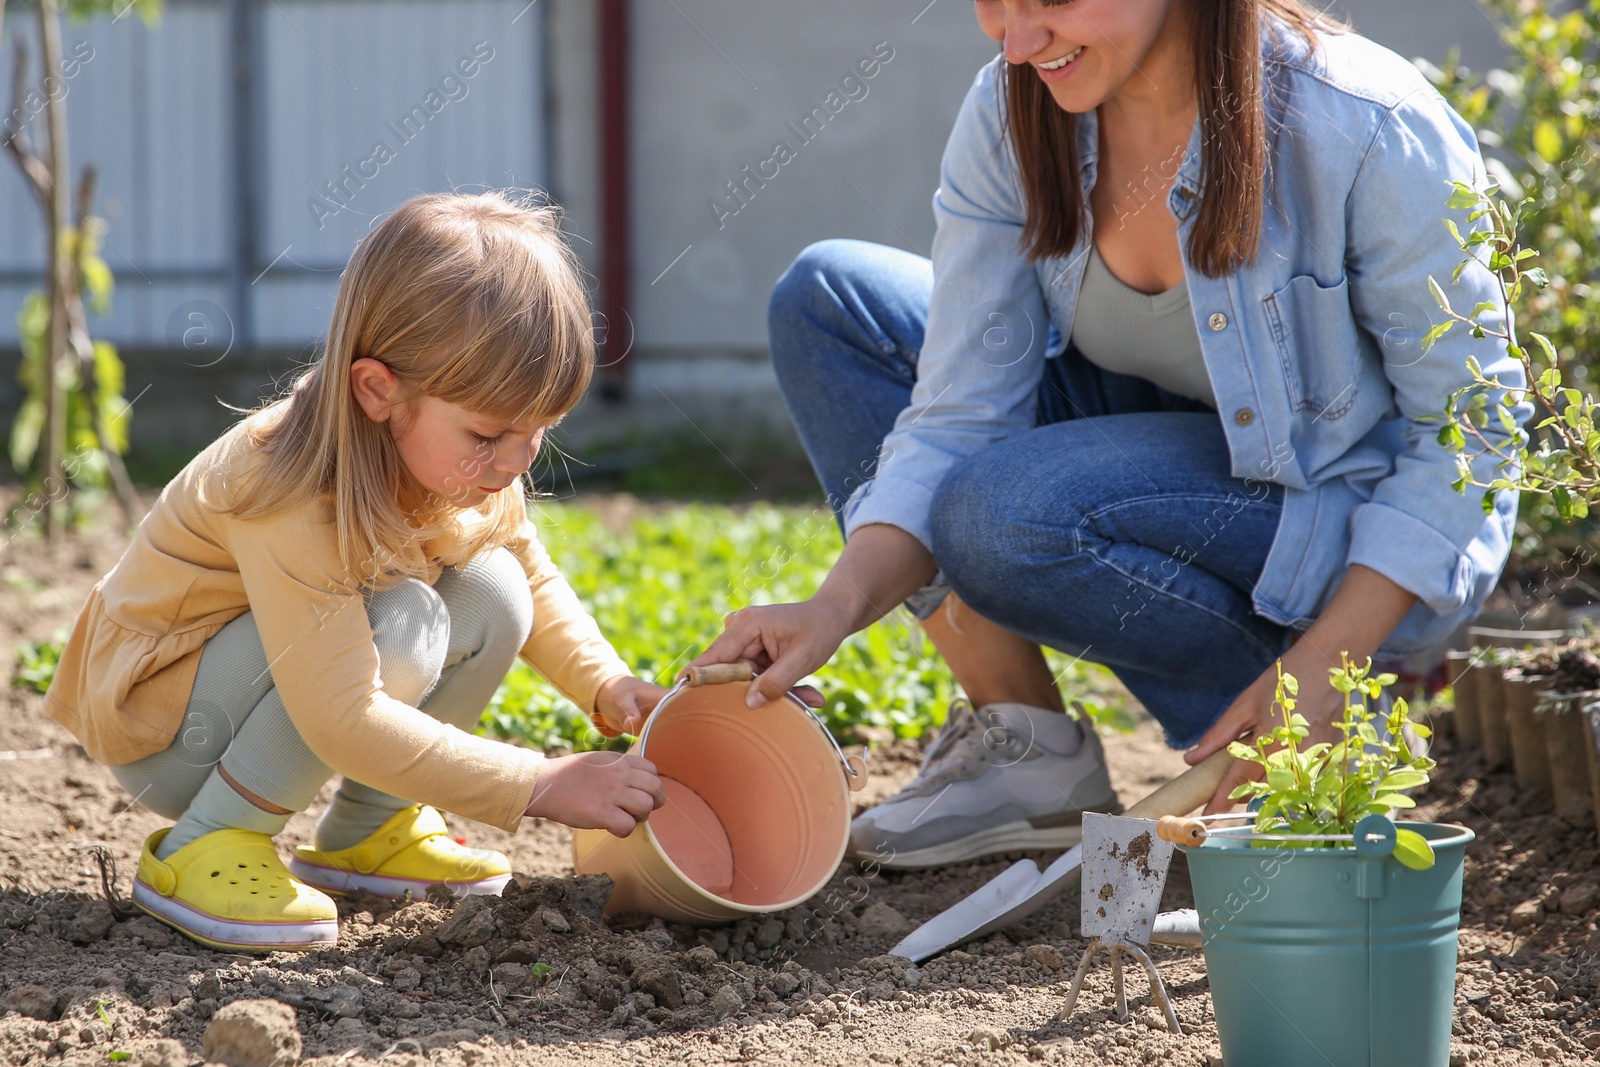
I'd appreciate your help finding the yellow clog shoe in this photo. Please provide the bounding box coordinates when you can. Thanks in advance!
[132,827,340,953]
[290,805,512,899]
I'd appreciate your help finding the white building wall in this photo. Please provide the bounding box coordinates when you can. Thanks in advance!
[626,0,996,356]
[619,0,1522,359]
[0,0,1544,455]
[0,0,545,351]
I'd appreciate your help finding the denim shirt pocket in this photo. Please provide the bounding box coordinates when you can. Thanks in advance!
[1261,274,1362,422]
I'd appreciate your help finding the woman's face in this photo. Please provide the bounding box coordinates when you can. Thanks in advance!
[975,0,1183,114]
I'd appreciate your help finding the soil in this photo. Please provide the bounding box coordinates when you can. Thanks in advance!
[3,492,1600,1066]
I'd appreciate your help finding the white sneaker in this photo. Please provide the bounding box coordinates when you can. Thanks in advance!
[848,700,1121,869]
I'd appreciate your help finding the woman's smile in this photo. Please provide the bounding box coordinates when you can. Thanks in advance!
[1033,44,1086,82]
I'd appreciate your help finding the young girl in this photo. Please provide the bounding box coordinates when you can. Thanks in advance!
[44,191,667,953]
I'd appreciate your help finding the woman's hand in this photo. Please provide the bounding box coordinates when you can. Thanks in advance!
[1183,639,1346,814]
[1182,563,1418,813]
[691,523,940,709]
[689,598,854,709]
[523,751,666,837]
[593,675,667,737]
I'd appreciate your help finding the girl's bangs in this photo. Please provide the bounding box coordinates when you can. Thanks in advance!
[411,237,594,425]
[434,323,591,426]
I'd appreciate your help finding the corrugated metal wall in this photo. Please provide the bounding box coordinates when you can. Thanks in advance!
[0,0,545,351]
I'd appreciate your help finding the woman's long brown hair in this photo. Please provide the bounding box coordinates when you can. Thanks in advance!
[1002,0,1337,277]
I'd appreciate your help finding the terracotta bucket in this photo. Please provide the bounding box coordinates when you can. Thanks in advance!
[572,665,867,923]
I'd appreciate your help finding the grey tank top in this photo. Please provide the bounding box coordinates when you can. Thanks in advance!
[1070,246,1216,409]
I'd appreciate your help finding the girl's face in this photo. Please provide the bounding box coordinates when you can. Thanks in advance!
[392,395,547,508]
[351,357,547,508]
[975,0,1183,114]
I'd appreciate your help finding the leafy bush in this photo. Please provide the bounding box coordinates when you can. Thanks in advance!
[1425,0,1600,560]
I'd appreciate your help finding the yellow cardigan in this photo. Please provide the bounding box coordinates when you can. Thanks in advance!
[44,412,631,832]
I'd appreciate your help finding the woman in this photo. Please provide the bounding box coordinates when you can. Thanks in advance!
[693,0,1527,868]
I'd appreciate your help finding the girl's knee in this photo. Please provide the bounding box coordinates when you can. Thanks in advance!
[439,547,534,656]
[366,577,450,700]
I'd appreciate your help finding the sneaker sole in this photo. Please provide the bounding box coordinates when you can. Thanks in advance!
[847,819,1091,870]
[288,858,511,899]
[132,878,338,953]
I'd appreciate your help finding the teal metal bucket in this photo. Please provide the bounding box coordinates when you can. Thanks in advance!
[1184,820,1474,1067]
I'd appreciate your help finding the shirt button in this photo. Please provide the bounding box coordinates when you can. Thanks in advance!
[1208,312,1229,331]
[1235,407,1255,426]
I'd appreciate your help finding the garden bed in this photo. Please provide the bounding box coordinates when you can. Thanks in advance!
[1,496,1598,1066]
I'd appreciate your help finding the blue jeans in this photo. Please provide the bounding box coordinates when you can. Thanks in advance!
[769,239,1292,748]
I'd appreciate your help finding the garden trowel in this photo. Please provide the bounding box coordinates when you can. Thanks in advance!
[888,748,1230,962]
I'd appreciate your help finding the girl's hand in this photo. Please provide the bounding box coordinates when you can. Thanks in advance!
[523,751,665,837]
[689,597,854,709]
[592,675,667,737]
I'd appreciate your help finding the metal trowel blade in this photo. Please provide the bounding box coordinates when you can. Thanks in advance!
[888,845,1084,963]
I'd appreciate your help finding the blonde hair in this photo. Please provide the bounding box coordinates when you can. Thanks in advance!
[213,190,593,587]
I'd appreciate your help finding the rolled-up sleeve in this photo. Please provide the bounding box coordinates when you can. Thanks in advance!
[1343,87,1531,615]
[842,60,1055,551]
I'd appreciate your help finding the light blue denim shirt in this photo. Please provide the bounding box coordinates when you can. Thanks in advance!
[841,23,1530,653]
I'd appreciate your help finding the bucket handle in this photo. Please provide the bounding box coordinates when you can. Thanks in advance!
[1159,812,1399,852]
[639,664,868,791]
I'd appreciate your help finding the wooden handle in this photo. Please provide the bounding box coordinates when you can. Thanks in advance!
[1157,815,1208,847]
[1124,749,1233,820]
[684,663,756,687]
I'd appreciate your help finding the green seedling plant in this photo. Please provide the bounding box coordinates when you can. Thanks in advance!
[1226,655,1437,871]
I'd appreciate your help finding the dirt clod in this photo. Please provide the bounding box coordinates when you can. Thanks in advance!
[683,945,718,971]
[67,899,115,944]
[855,902,909,939]
[968,1026,1009,1050]
[435,896,497,947]
[755,916,785,948]
[201,998,301,1067]
[1025,944,1064,970]
[1,984,56,1021]
[536,906,571,934]
[135,1037,190,1067]
[1511,899,1545,928]
[709,984,742,1020]
[633,965,684,1010]
[1559,882,1597,915]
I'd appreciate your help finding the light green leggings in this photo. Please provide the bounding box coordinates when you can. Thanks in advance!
[110,548,533,861]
